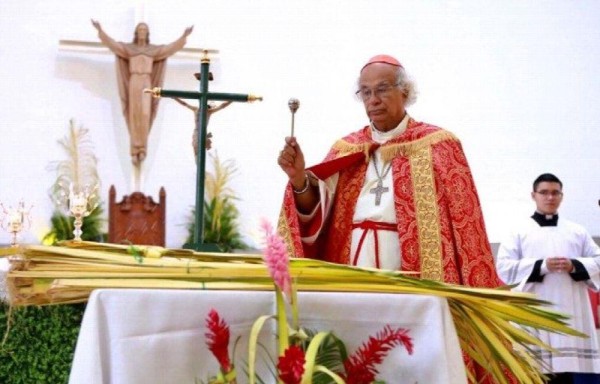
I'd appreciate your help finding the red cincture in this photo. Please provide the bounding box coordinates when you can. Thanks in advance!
[351,220,397,268]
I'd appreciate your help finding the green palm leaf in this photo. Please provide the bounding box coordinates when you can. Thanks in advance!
[43,205,106,244]
[185,152,247,252]
[300,329,347,383]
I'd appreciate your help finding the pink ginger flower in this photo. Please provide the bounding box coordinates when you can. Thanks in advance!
[343,325,413,384]
[260,218,292,297]
[205,309,232,373]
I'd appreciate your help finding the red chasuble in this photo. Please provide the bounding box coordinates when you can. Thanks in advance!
[278,118,502,288]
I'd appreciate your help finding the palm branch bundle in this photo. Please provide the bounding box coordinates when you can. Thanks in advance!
[0,241,584,383]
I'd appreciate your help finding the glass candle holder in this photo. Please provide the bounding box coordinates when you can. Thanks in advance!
[1,201,32,247]
[67,184,99,242]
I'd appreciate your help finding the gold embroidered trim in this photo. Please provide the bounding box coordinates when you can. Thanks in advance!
[380,130,458,162]
[333,128,454,280]
[332,130,458,163]
[410,146,444,281]
[331,140,372,163]
[277,209,299,258]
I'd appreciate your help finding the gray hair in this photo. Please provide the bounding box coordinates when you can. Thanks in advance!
[395,67,418,106]
[356,66,418,106]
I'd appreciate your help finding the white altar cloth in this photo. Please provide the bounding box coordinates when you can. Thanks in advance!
[69,289,467,384]
[0,257,9,303]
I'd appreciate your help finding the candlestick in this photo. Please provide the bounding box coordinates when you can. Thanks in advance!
[0,200,32,247]
[67,184,99,242]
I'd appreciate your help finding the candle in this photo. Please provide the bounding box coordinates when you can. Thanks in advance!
[70,193,88,215]
[9,211,21,224]
[8,210,22,232]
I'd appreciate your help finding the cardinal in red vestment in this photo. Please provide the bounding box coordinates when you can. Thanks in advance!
[277,54,512,383]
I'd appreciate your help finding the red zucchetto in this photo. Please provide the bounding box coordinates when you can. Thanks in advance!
[361,54,404,72]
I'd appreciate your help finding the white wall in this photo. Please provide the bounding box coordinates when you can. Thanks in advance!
[1,0,599,248]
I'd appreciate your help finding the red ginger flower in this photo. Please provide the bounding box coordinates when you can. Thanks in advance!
[277,345,305,384]
[343,325,413,384]
[260,218,292,297]
[205,309,232,373]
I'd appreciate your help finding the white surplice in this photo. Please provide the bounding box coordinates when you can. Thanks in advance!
[299,115,409,271]
[496,217,600,374]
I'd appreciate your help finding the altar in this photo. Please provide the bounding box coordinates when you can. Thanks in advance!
[68,289,467,384]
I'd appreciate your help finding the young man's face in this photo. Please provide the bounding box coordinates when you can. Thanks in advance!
[531,181,563,215]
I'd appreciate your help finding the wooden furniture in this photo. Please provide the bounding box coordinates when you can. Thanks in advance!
[108,186,166,246]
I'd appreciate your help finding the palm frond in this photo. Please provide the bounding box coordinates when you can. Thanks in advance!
[205,152,238,202]
[44,119,104,242]
[185,152,247,252]
[48,119,100,210]
[3,242,585,383]
[300,329,347,383]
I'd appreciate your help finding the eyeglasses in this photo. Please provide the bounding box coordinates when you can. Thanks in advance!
[535,190,563,197]
[355,82,401,101]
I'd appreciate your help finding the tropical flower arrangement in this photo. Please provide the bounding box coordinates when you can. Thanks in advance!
[201,219,414,384]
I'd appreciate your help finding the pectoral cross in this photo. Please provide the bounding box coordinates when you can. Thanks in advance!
[370,179,389,206]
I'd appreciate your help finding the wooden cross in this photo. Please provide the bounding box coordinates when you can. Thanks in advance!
[146,51,262,252]
[59,39,210,60]
[369,179,389,206]
[59,5,209,59]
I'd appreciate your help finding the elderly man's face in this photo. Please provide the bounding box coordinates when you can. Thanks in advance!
[358,63,407,132]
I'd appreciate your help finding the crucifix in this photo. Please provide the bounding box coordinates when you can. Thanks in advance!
[145,51,262,252]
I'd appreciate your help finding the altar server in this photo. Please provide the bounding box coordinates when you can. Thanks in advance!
[496,173,600,384]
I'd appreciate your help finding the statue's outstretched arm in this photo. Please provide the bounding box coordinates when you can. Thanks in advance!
[91,19,127,57]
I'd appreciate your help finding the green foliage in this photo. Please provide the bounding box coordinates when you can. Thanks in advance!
[185,198,248,252]
[300,329,348,383]
[185,152,247,252]
[203,196,247,252]
[42,204,106,244]
[0,303,85,383]
[234,330,348,383]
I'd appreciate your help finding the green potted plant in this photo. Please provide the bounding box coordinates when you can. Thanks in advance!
[184,152,247,252]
